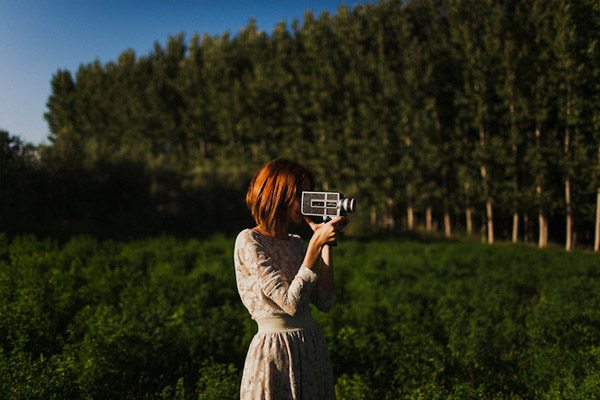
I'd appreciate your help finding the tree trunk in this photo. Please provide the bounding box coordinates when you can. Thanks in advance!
[466,207,473,235]
[479,127,493,244]
[407,205,414,231]
[426,207,432,231]
[480,164,494,244]
[563,86,575,251]
[534,126,547,248]
[523,214,530,243]
[509,101,519,244]
[486,199,494,244]
[512,212,519,243]
[564,123,572,252]
[538,210,548,248]
[595,188,600,252]
[565,176,573,251]
[536,184,548,248]
[444,212,451,238]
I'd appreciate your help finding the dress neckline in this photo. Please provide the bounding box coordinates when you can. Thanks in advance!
[249,228,291,242]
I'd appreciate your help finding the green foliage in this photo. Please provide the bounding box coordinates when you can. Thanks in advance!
[3,0,599,246]
[196,361,239,400]
[335,373,372,400]
[0,234,245,399]
[1,234,599,398]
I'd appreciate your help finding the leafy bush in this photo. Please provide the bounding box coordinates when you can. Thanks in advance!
[0,234,599,398]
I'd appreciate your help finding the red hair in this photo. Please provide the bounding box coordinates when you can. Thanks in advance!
[246,159,314,237]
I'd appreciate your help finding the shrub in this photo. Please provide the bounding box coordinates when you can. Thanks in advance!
[1,235,599,398]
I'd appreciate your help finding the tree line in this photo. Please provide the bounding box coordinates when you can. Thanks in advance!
[3,0,600,250]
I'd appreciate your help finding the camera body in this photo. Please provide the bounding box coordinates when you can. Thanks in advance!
[301,191,356,222]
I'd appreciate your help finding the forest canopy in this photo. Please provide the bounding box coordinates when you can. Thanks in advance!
[2,0,600,250]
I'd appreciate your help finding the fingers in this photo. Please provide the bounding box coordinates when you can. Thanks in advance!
[304,216,319,231]
[330,216,347,230]
[306,215,349,246]
[324,217,347,243]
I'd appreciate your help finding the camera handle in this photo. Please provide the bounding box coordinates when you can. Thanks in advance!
[323,216,337,247]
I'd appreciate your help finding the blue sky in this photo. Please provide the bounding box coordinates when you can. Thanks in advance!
[0,0,367,145]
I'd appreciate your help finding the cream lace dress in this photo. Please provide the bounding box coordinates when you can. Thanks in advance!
[234,228,336,400]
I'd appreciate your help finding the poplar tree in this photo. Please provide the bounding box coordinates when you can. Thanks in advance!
[112,50,153,162]
[521,0,557,248]
[229,19,272,164]
[45,70,78,161]
[271,20,311,164]
[142,34,187,169]
[396,18,423,231]
[196,32,238,165]
[264,21,297,162]
[447,0,502,243]
[550,0,587,251]
[496,1,529,243]
[180,33,213,163]
[294,10,345,189]
[404,0,457,236]
[371,1,405,230]
[591,1,600,251]
[574,0,600,251]
[39,0,600,245]
[327,5,369,207]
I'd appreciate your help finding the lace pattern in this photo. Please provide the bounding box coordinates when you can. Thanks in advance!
[234,229,336,400]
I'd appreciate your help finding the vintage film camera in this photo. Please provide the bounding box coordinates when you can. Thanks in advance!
[301,191,356,222]
[301,191,356,246]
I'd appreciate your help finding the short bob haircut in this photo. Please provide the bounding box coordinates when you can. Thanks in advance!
[246,159,315,238]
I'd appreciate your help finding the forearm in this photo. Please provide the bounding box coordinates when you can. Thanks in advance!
[303,235,334,284]
[318,244,334,292]
[303,235,324,270]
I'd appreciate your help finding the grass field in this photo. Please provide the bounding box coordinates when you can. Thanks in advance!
[0,233,599,399]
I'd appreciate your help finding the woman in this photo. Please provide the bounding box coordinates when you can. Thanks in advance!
[234,159,345,400]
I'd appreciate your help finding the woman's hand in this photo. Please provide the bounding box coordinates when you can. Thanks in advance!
[302,216,346,271]
[304,216,347,247]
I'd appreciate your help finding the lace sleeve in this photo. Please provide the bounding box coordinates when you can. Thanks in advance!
[240,235,318,316]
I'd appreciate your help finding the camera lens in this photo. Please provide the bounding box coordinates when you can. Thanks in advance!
[340,198,356,213]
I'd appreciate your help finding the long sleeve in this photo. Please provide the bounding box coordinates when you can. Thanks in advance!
[240,235,318,316]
